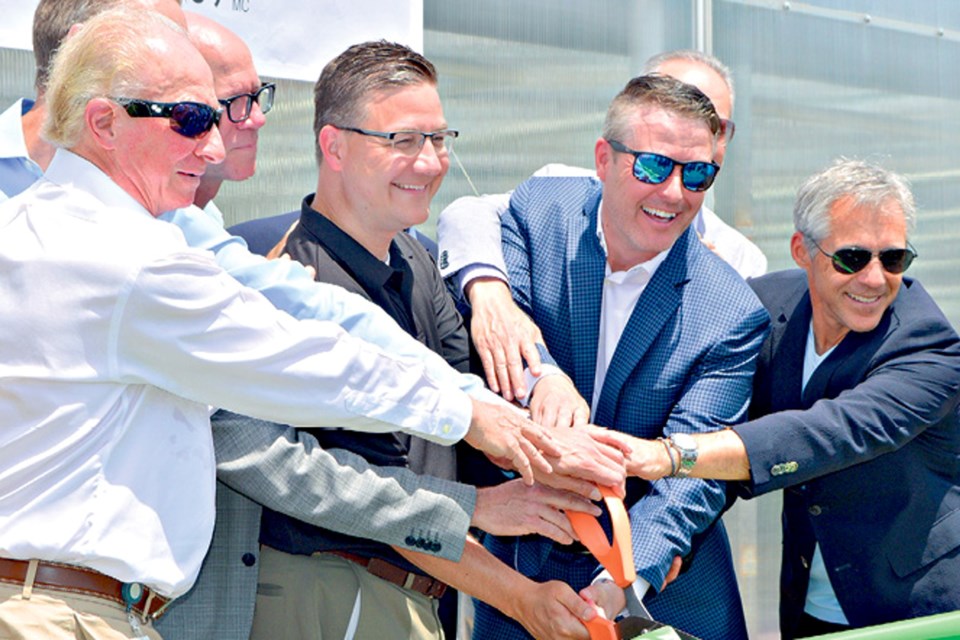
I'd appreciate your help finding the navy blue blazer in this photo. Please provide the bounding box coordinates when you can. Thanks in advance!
[736,269,960,636]
[497,176,770,639]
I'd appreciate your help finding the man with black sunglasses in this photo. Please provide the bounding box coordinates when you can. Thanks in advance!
[460,74,770,640]
[610,159,960,638]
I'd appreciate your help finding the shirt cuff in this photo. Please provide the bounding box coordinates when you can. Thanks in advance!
[517,363,564,408]
[592,571,650,620]
[457,264,508,300]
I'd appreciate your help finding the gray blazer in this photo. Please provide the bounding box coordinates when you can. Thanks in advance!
[156,410,476,640]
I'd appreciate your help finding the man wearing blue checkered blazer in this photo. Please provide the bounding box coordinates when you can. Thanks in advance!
[471,75,770,640]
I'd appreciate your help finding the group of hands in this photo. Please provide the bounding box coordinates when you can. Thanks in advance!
[461,279,681,639]
[274,239,671,638]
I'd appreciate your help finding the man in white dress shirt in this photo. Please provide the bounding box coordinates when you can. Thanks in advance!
[0,9,612,639]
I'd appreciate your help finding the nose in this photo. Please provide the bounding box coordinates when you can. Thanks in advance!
[857,256,887,288]
[658,166,685,202]
[198,125,226,164]
[241,100,267,130]
[413,138,444,176]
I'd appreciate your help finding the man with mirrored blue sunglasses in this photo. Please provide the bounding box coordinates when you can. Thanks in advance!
[616,158,960,639]
[462,74,770,640]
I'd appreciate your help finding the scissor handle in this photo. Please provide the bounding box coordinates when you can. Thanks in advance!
[583,616,620,640]
[566,485,637,587]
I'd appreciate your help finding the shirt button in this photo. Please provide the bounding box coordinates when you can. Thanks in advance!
[242,552,257,567]
[808,505,822,516]
[442,423,452,434]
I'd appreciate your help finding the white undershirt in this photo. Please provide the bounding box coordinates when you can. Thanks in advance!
[801,323,849,625]
[591,203,669,415]
[592,201,669,607]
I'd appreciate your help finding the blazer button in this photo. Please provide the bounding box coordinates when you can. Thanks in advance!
[405,536,417,546]
[808,505,822,516]
[242,552,257,567]
[431,542,442,553]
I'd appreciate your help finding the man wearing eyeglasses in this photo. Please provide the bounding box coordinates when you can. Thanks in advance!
[458,74,769,640]
[607,159,960,638]
[240,40,623,640]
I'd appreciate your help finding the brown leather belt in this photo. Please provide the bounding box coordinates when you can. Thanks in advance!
[324,550,447,599]
[0,558,171,620]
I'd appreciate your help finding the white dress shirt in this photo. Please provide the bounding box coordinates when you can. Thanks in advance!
[0,150,471,597]
[591,201,669,607]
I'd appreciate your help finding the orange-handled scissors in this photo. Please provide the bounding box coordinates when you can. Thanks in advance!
[566,485,636,639]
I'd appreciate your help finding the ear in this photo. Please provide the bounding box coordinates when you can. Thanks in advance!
[790,231,812,269]
[594,137,610,182]
[85,98,119,150]
[318,124,345,172]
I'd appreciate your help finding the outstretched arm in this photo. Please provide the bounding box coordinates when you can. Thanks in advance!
[397,537,595,640]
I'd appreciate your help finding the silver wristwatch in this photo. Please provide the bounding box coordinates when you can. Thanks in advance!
[668,433,699,477]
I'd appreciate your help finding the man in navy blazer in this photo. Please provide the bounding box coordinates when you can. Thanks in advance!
[620,159,960,638]
[473,75,770,640]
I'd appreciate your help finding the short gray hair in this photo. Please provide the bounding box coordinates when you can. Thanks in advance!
[643,49,735,109]
[42,8,184,148]
[601,74,721,144]
[794,158,916,253]
[312,40,438,166]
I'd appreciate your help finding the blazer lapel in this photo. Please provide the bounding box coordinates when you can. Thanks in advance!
[592,228,692,428]
[567,188,605,402]
[770,292,810,412]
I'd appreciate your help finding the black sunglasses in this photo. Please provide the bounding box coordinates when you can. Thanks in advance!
[111,97,222,138]
[606,139,719,192]
[219,82,276,124]
[807,236,917,275]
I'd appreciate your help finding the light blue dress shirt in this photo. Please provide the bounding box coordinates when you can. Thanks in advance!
[0,99,42,203]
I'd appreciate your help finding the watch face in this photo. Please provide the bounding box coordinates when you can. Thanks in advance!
[671,433,696,451]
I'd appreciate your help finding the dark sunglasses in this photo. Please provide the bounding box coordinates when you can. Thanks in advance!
[219,82,276,124]
[111,97,222,138]
[606,139,719,192]
[807,236,917,275]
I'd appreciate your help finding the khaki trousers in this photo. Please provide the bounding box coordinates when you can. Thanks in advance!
[251,545,443,640]
[0,581,163,640]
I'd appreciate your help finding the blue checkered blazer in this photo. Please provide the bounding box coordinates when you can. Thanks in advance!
[486,176,770,640]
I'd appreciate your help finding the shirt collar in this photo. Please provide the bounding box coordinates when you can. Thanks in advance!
[298,194,405,293]
[596,197,671,279]
[44,149,154,219]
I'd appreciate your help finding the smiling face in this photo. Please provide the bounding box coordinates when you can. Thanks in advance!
[108,35,225,215]
[331,81,449,253]
[794,195,907,352]
[595,104,714,271]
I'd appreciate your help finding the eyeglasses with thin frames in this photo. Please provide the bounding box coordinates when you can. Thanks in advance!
[806,235,917,275]
[219,82,276,124]
[111,97,221,138]
[338,126,459,156]
[606,139,720,192]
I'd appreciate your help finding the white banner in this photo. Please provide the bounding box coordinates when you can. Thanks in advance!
[0,0,423,82]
